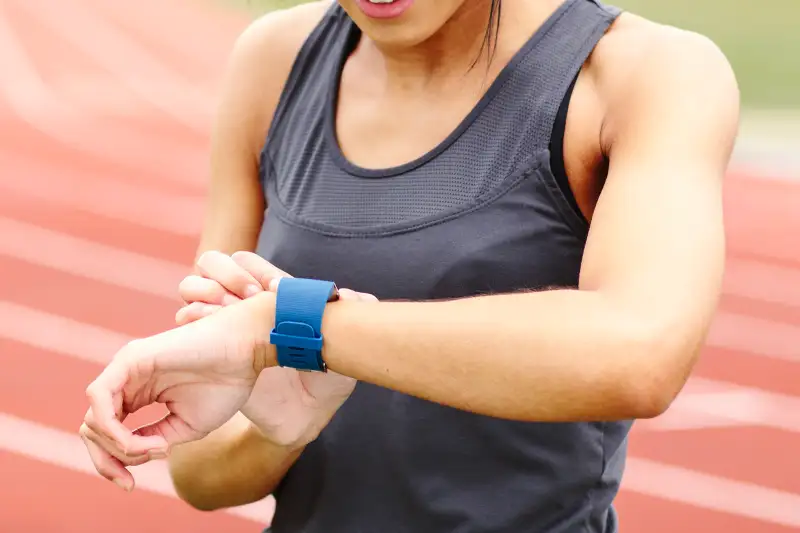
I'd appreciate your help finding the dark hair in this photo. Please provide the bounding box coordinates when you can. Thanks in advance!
[471,0,502,69]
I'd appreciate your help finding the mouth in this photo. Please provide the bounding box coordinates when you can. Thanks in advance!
[354,0,415,20]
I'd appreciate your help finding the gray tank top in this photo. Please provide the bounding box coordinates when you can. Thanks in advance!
[256,1,628,531]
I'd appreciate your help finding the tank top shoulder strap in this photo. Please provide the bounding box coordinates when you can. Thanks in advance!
[488,0,621,154]
[263,3,354,162]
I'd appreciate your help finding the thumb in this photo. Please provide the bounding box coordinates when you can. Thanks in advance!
[231,251,292,290]
[339,288,379,302]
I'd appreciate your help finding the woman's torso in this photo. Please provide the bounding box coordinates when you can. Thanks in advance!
[256,1,631,531]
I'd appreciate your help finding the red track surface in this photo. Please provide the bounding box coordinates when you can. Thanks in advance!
[1,1,798,532]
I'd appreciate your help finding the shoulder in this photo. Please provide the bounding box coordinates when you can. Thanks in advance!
[229,1,332,77]
[586,13,740,154]
[215,1,333,151]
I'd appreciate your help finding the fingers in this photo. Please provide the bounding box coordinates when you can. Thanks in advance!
[81,351,200,491]
[175,302,222,326]
[81,418,167,491]
[264,280,379,306]
[84,358,168,457]
[178,275,240,306]
[231,251,291,289]
[84,363,137,452]
[339,289,379,302]
[80,424,135,491]
[195,250,377,310]
[196,251,263,299]
[178,251,288,326]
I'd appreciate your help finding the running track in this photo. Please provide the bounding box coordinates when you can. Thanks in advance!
[1,1,798,531]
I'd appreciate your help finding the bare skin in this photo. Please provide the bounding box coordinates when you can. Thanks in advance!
[81,0,738,510]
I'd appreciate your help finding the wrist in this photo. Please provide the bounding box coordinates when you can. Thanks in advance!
[319,297,362,374]
[247,419,308,454]
[270,278,339,373]
[246,291,279,374]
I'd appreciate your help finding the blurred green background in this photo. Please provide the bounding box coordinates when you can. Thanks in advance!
[231,0,799,109]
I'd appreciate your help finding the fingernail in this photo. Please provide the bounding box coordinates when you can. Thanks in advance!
[113,479,131,492]
[269,278,281,292]
[244,284,262,298]
[221,293,240,306]
[202,304,218,315]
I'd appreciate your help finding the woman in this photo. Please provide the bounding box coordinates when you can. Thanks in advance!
[79,0,739,531]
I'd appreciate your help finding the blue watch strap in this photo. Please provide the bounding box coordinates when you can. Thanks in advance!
[270,278,338,372]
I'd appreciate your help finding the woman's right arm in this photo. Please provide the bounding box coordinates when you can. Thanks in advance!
[167,2,329,511]
[169,414,303,511]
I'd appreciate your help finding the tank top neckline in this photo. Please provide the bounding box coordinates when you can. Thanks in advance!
[324,0,578,179]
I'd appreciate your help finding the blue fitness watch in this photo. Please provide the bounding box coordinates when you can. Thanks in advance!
[269,278,339,372]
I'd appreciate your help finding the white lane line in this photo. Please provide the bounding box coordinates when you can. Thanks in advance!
[0,218,187,299]
[723,258,800,308]
[2,301,798,526]
[0,412,274,524]
[0,3,72,125]
[706,311,800,363]
[641,377,800,433]
[1,217,800,366]
[0,151,205,236]
[80,0,241,73]
[0,301,130,365]
[623,457,800,528]
[2,408,797,529]
[3,298,799,437]
[52,75,217,119]
[0,3,205,181]
[731,160,800,184]
[4,293,791,435]
[15,0,212,133]
[1,203,795,312]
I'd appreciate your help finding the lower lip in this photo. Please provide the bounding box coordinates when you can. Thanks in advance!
[354,0,414,20]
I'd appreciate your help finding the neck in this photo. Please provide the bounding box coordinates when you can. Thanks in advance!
[353,0,563,90]
[361,0,499,87]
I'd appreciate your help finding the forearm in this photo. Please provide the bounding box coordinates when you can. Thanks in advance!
[194,219,261,263]
[169,413,302,510]
[313,289,694,422]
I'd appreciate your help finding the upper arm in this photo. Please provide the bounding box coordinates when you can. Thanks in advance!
[579,26,739,368]
[199,2,329,257]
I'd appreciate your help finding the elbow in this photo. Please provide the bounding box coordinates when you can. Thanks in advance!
[620,320,704,420]
[178,497,222,513]
[625,381,678,420]
[174,491,223,513]
[169,458,227,512]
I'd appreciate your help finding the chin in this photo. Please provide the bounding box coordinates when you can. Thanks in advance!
[338,0,467,49]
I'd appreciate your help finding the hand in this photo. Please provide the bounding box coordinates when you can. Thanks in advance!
[79,292,275,491]
[175,250,287,327]
[175,251,375,448]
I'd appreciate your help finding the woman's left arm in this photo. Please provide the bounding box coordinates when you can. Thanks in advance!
[287,30,740,423]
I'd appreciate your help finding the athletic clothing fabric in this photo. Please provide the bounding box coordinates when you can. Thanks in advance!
[256,1,628,531]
